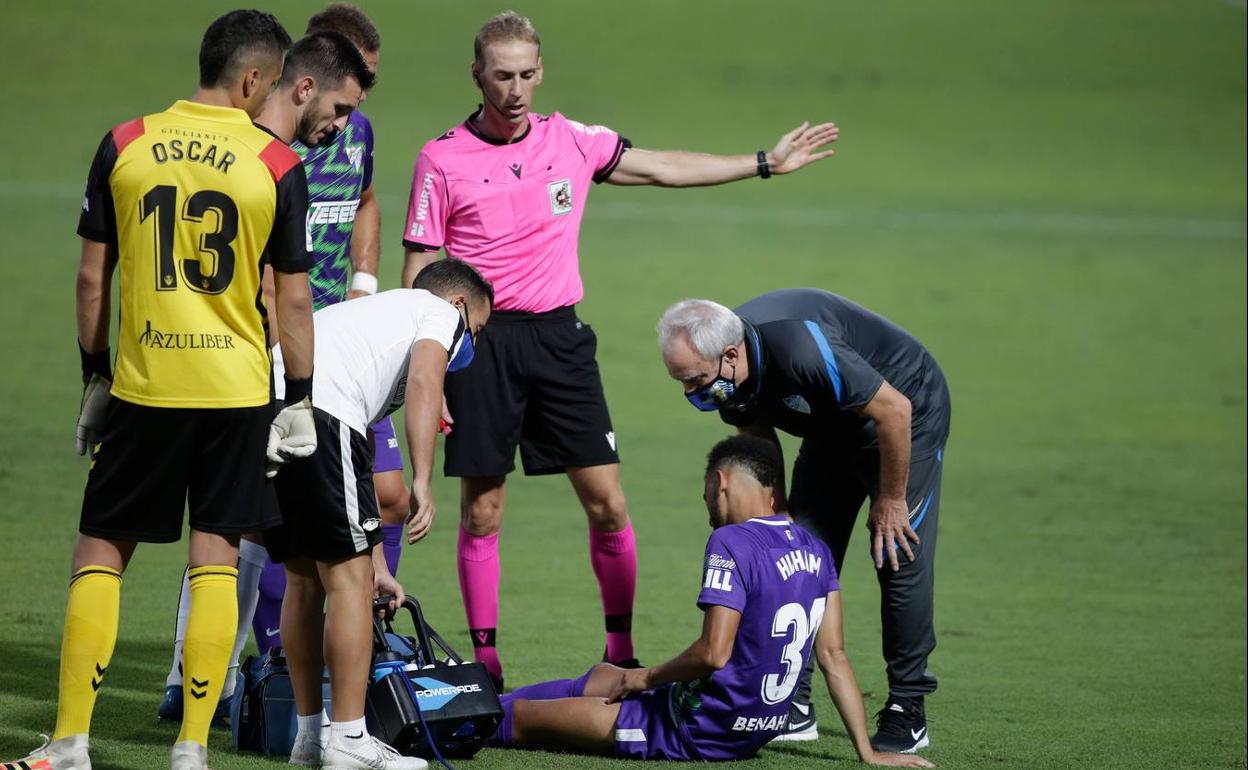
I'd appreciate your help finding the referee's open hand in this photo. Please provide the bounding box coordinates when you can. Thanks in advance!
[768,120,840,175]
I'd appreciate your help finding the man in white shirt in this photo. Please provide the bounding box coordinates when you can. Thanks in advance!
[265,259,492,770]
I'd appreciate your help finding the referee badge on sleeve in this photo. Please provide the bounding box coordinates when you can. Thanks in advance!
[548,179,573,216]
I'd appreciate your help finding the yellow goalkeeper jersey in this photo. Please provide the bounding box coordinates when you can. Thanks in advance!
[78,100,311,408]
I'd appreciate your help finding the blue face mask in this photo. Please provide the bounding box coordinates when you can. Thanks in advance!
[447,306,475,372]
[685,356,737,411]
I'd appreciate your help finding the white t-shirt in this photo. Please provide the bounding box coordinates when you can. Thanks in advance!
[274,288,463,434]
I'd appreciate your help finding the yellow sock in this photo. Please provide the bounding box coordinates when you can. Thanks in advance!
[177,565,239,746]
[53,565,122,740]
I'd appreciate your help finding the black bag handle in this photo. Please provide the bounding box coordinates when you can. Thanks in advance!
[372,595,465,664]
[371,597,405,658]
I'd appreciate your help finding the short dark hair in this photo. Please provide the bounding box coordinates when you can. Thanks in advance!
[306,3,381,52]
[412,259,495,309]
[199,9,292,88]
[705,435,783,490]
[280,30,375,91]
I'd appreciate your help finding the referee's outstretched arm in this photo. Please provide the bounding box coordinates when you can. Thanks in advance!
[605,120,839,188]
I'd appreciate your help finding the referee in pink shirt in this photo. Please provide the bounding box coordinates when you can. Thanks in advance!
[401,11,838,687]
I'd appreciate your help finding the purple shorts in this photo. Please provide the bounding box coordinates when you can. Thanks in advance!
[370,416,403,474]
[613,686,698,761]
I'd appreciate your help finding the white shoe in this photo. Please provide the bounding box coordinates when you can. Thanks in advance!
[769,720,819,742]
[321,733,427,770]
[289,727,327,767]
[169,740,206,770]
[3,734,91,770]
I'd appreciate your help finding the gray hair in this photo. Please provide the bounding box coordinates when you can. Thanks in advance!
[657,299,744,359]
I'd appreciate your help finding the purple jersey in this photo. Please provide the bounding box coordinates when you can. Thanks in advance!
[683,515,838,760]
[294,110,375,310]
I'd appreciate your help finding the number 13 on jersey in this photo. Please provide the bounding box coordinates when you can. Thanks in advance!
[140,184,239,295]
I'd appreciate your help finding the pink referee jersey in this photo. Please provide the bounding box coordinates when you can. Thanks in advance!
[402,111,629,313]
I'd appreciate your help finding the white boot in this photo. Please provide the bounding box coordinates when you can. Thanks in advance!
[321,733,427,770]
[5,734,91,770]
[289,725,328,767]
[169,740,207,770]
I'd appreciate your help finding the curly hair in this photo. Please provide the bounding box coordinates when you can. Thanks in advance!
[705,435,783,490]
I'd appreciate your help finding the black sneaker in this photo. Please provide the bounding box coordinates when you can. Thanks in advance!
[871,696,928,753]
[770,699,818,742]
[602,648,643,669]
[609,658,643,669]
[156,684,232,729]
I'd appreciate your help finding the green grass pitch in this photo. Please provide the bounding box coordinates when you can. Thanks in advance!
[1,1,1244,768]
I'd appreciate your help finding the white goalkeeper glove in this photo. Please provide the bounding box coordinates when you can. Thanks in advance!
[266,396,316,477]
[76,373,111,456]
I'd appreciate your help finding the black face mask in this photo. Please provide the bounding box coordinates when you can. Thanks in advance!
[447,305,475,372]
[686,354,737,412]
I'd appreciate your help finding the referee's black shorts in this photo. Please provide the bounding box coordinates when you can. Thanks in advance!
[80,397,279,543]
[265,407,383,563]
[443,305,619,477]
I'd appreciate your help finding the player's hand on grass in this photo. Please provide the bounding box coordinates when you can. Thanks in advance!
[605,666,651,703]
[374,569,405,613]
[768,120,839,174]
[266,396,316,477]
[864,750,934,767]
[406,479,436,543]
[75,373,111,456]
[868,494,919,571]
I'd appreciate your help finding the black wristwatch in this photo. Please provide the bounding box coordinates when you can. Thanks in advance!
[756,150,771,179]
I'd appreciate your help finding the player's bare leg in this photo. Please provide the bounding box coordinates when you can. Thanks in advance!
[377,472,409,524]
[70,533,138,573]
[567,464,638,666]
[376,469,409,575]
[280,558,330,767]
[308,553,422,769]
[458,475,507,684]
[509,698,621,754]
[315,553,376,721]
[577,662,631,697]
[567,464,630,531]
[186,530,240,569]
[282,558,328,718]
[460,475,507,535]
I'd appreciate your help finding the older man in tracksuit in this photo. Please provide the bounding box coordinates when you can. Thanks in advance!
[657,288,951,754]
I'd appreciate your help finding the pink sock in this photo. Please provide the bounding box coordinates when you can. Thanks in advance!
[458,526,502,681]
[589,521,638,663]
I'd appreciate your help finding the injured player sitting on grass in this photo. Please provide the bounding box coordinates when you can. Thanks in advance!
[489,435,933,766]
